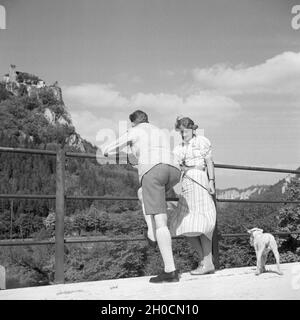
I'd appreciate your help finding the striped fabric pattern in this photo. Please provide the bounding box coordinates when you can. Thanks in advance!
[169,168,216,240]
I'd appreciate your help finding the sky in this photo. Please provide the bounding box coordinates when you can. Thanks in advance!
[0,0,299,188]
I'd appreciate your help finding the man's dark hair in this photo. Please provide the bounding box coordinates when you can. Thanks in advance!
[129,110,149,124]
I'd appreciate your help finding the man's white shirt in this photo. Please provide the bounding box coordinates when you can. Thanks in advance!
[102,122,180,182]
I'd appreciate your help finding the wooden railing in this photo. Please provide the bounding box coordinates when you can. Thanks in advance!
[0,145,300,283]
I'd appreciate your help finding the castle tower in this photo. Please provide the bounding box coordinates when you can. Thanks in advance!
[9,64,17,82]
[37,80,45,89]
[50,81,63,102]
[3,74,9,83]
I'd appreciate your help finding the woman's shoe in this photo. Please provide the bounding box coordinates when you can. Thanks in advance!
[143,229,157,248]
[190,265,215,275]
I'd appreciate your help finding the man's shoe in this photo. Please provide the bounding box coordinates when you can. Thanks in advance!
[143,229,157,248]
[149,270,179,283]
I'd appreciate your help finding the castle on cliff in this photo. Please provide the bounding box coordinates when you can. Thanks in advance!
[2,64,63,102]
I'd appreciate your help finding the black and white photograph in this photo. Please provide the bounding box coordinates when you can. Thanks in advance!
[0,0,300,304]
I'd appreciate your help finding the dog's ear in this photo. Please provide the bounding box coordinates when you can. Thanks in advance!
[248,228,256,234]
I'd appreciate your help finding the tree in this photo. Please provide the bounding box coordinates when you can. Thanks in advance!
[277,176,300,261]
[0,83,11,102]
[38,88,58,106]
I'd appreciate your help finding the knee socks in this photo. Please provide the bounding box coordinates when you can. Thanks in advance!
[141,201,156,242]
[156,226,176,273]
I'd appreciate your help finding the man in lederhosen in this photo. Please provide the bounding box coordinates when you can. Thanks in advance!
[103,110,181,283]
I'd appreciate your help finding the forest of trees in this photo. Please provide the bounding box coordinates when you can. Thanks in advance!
[0,81,299,289]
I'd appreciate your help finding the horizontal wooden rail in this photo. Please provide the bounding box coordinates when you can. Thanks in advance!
[0,239,56,246]
[0,236,185,246]
[0,194,299,204]
[220,231,300,238]
[0,194,56,200]
[0,146,56,156]
[1,146,300,174]
[216,199,300,204]
[214,163,300,174]
[1,231,299,247]
[66,195,140,201]
[65,152,100,159]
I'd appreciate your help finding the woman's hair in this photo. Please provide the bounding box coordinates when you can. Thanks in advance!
[175,116,198,131]
[129,110,149,125]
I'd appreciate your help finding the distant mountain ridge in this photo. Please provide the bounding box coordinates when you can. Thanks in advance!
[217,172,299,200]
[217,185,269,200]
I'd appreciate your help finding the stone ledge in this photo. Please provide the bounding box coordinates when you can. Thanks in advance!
[0,262,300,300]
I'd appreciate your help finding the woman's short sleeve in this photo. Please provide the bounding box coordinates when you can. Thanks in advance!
[194,135,212,159]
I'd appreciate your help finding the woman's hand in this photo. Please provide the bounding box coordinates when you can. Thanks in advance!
[180,164,189,174]
[208,180,215,195]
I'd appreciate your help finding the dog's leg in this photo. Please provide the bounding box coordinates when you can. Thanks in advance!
[271,241,283,275]
[255,247,264,276]
[261,252,268,273]
[254,245,259,275]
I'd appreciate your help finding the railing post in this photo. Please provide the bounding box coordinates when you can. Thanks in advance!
[55,145,65,284]
[0,265,5,289]
[212,194,220,270]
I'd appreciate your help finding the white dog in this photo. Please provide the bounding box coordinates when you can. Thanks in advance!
[247,228,283,276]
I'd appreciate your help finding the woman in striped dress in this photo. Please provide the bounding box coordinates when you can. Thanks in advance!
[169,116,216,275]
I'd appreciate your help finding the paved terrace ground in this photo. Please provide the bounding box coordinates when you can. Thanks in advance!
[0,262,300,300]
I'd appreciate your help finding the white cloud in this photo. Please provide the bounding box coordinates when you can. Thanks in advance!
[131,92,183,110]
[63,51,300,189]
[65,84,240,152]
[64,83,240,138]
[130,91,240,127]
[192,51,300,95]
[130,91,240,126]
[182,92,240,119]
[70,110,119,145]
[63,83,129,109]
[63,51,300,155]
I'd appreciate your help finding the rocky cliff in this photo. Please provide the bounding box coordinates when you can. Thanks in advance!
[0,67,92,153]
[217,172,299,200]
[217,185,269,199]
